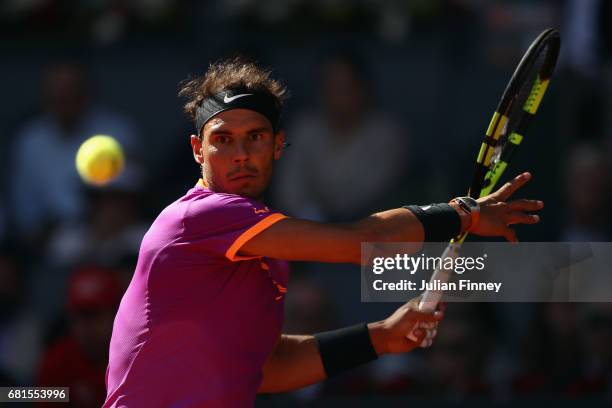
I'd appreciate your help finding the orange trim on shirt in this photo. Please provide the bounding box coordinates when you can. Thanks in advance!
[225,213,288,261]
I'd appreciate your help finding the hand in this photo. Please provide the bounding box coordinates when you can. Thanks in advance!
[368,297,444,355]
[471,172,544,242]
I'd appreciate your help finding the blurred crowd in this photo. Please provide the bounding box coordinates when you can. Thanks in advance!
[1,0,612,406]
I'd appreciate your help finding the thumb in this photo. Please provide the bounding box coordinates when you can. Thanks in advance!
[408,309,445,323]
[409,327,427,344]
[504,227,518,243]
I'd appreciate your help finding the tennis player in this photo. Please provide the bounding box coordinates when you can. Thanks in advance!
[103,57,543,407]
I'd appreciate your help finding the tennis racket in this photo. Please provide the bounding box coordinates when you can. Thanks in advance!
[408,28,560,341]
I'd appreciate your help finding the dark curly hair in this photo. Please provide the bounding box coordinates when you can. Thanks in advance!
[178,56,288,137]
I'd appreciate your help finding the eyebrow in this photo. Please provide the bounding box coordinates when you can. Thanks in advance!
[246,127,272,134]
[209,126,272,136]
[209,129,232,136]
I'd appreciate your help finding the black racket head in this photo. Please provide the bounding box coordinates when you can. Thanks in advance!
[469,28,560,199]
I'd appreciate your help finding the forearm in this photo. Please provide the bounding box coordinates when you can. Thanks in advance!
[258,322,391,394]
[240,208,427,264]
[350,208,425,244]
[258,335,325,393]
[258,309,442,393]
[322,208,427,263]
[353,202,470,244]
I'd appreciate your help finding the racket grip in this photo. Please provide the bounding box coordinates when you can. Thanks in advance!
[406,243,460,342]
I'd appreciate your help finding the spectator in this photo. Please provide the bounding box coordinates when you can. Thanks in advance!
[37,266,122,408]
[0,197,5,242]
[425,304,492,398]
[560,143,612,241]
[558,0,612,142]
[514,303,583,395]
[0,243,42,385]
[273,51,408,222]
[568,303,612,397]
[46,162,148,271]
[272,52,408,331]
[9,60,139,249]
[23,164,146,325]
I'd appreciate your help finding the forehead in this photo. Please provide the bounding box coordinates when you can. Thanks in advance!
[202,109,272,135]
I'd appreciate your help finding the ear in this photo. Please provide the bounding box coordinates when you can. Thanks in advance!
[190,134,204,165]
[273,130,286,160]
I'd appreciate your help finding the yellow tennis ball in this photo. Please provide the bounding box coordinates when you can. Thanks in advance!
[76,135,124,186]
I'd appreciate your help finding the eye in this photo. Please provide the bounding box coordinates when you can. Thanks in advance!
[216,135,231,144]
[251,133,264,141]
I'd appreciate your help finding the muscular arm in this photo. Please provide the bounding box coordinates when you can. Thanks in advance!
[257,334,325,393]
[258,305,444,393]
[240,208,429,264]
[241,203,473,264]
[257,324,388,393]
[242,172,543,263]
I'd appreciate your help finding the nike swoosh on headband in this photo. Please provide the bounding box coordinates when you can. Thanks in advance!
[224,93,253,103]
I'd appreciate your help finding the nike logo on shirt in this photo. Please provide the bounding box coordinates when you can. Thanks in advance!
[253,207,271,214]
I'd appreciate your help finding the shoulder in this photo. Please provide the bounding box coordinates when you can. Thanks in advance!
[86,107,139,147]
[183,188,276,231]
[88,107,134,127]
[13,115,55,148]
[186,188,268,216]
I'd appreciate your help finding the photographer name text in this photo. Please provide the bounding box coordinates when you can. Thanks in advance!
[372,279,502,292]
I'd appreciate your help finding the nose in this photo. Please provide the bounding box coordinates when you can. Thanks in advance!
[233,139,250,164]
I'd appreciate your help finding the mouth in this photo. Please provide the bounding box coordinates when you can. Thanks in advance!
[229,173,257,182]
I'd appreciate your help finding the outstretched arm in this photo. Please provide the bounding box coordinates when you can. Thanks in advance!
[243,208,427,265]
[242,172,542,263]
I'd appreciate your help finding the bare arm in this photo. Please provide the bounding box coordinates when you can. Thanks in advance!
[241,172,543,263]
[240,208,427,264]
[258,298,445,393]
[257,334,325,393]
[257,327,395,393]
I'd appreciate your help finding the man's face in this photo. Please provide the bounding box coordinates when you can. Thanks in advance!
[190,109,285,199]
[45,64,88,129]
[323,60,366,123]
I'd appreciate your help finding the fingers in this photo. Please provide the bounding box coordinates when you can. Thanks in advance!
[407,325,436,348]
[408,318,441,347]
[503,227,518,243]
[406,324,427,344]
[508,199,544,212]
[408,309,445,322]
[494,172,531,202]
[420,321,437,330]
[412,328,427,344]
[407,295,422,309]
[419,327,438,348]
[506,212,540,225]
[506,198,542,225]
